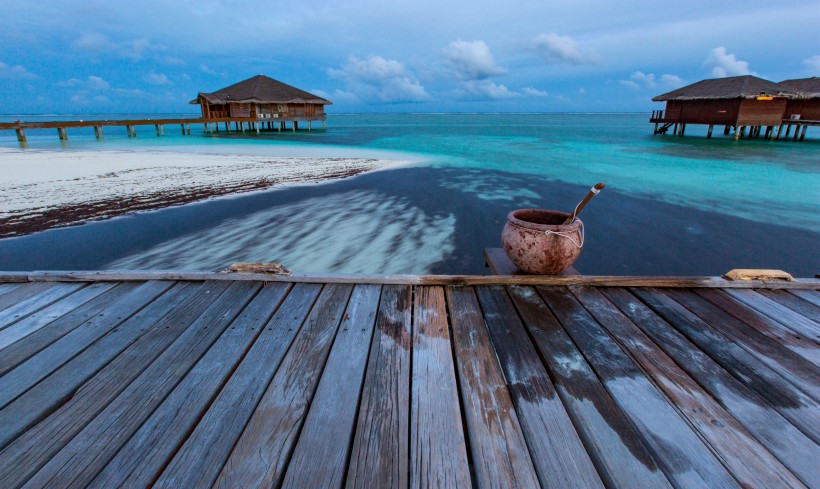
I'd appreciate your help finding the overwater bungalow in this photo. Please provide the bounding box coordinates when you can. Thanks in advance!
[778,77,820,120]
[650,75,794,139]
[190,74,332,131]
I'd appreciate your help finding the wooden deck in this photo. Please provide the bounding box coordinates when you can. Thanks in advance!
[0,273,817,488]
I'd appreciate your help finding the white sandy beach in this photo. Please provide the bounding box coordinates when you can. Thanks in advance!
[0,148,406,236]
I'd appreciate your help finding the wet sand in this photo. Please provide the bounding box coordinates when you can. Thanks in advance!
[0,148,405,237]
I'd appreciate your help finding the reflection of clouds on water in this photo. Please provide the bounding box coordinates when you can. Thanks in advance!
[439,170,541,204]
[107,191,455,273]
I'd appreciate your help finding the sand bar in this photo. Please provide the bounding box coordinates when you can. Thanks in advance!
[0,148,407,237]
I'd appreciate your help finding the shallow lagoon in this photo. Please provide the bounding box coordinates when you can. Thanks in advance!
[1,113,817,275]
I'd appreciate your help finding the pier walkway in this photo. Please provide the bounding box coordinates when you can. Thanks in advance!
[0,271,817,488]
[0,114,326,143]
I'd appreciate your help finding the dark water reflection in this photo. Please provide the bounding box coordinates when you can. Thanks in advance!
[0,166,817,276]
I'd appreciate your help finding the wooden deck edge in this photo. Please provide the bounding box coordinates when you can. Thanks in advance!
[0,270,818,288]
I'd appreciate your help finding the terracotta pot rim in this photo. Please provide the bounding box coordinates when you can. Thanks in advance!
[506,209,582,232]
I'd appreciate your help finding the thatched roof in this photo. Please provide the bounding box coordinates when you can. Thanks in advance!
[777,77,820,99]
[652,75,794,101]
[190,75,332,105]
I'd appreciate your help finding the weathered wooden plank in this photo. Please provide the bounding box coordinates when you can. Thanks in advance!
[0,280,173,409]
[0,282,197,451]
[0,283,85,332]
[723,288,820,342]
[693,288,819,367]
[346,285,412,489]
[477,285,604,489]
[603,287,820,487]
[446,286,540,489]
[758,288,820,319]
[0,281,240,487]
[147,284,318,489]
[789,289,820,308]
[538,286,740,488]
[214,284,353,489]
[280,284,380,489]
[84,283,296,488]
[0,283,142,377]
[672,289,820,398]
[570,285,804,488]
[0,283,115,352]
[408,286,471,489]
[0,283,59,314]
[0,283,22,295]
[631,287,820,442]
[6,270,820,288]
[507,285,672,489]
[20,281,261,489]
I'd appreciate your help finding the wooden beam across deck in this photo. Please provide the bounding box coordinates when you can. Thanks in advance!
[0,275,817,488]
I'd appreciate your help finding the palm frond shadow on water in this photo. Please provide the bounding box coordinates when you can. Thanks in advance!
[0,166,817,276]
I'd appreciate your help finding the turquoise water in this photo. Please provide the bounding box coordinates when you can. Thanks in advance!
[1,113,818,275]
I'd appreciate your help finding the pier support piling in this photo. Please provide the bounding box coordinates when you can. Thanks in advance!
[127,125,136,137]
[94,126,104,139]
[706,125,713,139]
[57,127,68,140]
[15,128,26,143]
[799,125,807,141]
[155,124,164,136]
[723,125,730,135]
[784,125,792,138]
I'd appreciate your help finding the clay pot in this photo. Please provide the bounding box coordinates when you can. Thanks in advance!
[502,209,583,275]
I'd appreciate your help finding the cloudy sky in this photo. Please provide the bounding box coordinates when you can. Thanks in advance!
[1,0,818,114]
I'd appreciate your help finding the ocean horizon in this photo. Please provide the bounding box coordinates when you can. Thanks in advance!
[1,112,817,276]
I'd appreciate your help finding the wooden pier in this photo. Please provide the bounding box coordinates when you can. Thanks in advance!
[650,111,817,141]
[0,114,326,144]
[0,270,817,488]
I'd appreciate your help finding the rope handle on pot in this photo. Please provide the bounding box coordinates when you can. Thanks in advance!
[545,219,584,248]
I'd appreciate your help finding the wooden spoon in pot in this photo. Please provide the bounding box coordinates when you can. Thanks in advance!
[564,183,605,224]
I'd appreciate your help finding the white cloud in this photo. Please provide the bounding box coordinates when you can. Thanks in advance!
[704,47,754,77]
[143,72,171,85]
[530,33,596,65]
[311,88,359,104]
[620,71,684,89]
[57,75,110,90]
[659,74,684,87]
[72,32,160,61]
[72,33,113,53]
[459,80,517,100]
[163,56,185,66]
[0,61,36,79]
[521,87,549,97]
[328,55,429,103]
[803,55,820,72]
[200,64,217,75]
[442,40,506,80]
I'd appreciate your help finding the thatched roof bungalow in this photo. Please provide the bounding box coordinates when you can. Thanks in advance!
[778,77,820,121]
[650,75,793,132]
[190,75,331,126]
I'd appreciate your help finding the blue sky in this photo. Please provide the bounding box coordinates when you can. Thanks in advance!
[1,0,818,114]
